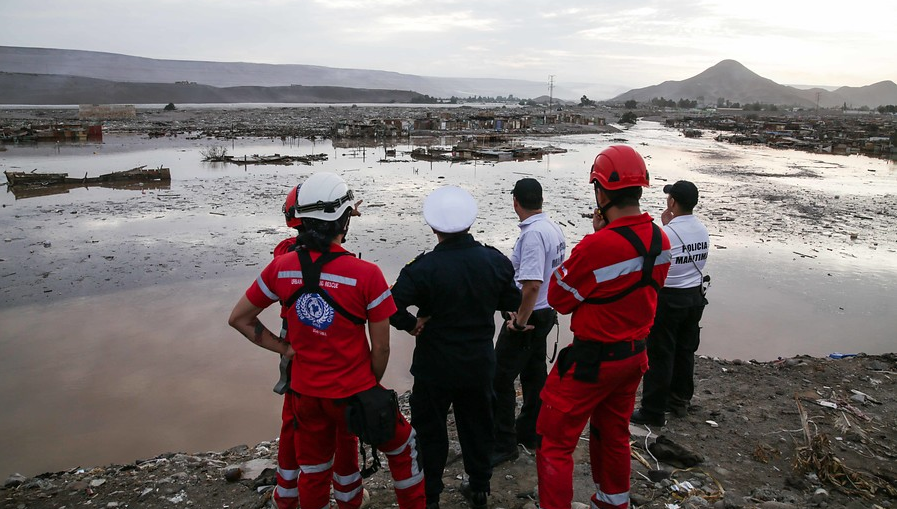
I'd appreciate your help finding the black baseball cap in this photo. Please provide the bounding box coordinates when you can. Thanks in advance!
[512,178,543,208]
[663,180,699,209]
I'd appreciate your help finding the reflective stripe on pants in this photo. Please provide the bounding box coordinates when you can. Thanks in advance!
[536,352,647,509]
[275,395,300,509]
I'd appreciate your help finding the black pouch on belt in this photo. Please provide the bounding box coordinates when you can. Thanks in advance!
[345,385,398,447]
[569,339,604,382]
[556,339,603,382]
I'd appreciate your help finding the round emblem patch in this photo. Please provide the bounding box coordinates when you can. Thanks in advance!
[296,293,335,330]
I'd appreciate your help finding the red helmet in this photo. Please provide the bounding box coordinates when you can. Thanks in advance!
[282,185,303,228]
[590,145,650,190]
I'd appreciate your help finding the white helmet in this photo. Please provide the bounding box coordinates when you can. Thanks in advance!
[423,186,478,233]
[294,172,355,221]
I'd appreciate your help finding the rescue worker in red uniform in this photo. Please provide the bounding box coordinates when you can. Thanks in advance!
[230,172,425,509]
[539,146,671,509]
[269,184,304,509]
[268,184,365,509]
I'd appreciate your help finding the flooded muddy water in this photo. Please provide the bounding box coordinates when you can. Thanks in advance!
[1,121,895,476]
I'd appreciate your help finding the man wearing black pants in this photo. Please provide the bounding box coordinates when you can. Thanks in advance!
[631,180,709,427]
[391,186,521,509]
[492,178,566,466]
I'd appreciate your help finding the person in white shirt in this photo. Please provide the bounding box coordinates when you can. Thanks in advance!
[631,180,709,427]
[492,178,566,466]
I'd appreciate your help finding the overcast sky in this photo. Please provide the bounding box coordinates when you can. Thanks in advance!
[2,0,895,92]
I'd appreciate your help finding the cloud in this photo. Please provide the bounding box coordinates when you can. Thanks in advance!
[311,0,417,8]
[0,0,893,89]
[366,12,497,34]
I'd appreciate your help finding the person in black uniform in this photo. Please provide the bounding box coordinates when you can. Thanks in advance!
[390,186,521,509]
[631,180,710,427]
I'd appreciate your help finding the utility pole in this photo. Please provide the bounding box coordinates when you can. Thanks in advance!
[548,75,555,111]
[815,91,820,114]
[546,75,555,127]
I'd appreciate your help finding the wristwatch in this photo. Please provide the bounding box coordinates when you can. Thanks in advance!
[511,321,527,331]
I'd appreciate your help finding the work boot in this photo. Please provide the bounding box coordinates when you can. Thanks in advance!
[489,447,519,467]
[630,408,666,427]
[459,480,488,509]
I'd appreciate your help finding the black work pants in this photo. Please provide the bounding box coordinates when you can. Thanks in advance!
[640,287,706,416]
[409,379,494,503]
[492,307,556,453]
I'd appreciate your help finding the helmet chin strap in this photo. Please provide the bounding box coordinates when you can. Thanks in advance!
[596,193,622,222]
[339,215,351,243]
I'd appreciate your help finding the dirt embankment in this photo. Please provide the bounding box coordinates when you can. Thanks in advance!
[3,354,895,509]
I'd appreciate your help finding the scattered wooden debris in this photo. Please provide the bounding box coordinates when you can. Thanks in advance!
[4,166,170,187]
[216,154,328,165]
[794,398,897,499]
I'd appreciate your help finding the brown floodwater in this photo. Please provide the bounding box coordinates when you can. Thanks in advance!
[1,121,895,477]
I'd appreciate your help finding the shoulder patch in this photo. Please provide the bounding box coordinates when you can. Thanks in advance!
[406,251,427,266]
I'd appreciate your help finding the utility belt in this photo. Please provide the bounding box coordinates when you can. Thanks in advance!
[556,337,646,382]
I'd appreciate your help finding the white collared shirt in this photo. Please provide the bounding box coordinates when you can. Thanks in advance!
[663,214,709,289]
[511,212,566,310]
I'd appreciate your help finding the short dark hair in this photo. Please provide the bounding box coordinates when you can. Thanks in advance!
[513,178,543,210]
[595,181,642,207]
[663,181,699,212]
[433,228,470,238]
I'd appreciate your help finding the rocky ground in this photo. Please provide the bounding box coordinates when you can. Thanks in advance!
[3,353,896,509]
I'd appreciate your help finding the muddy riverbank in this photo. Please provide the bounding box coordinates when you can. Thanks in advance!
[3,354,896,509]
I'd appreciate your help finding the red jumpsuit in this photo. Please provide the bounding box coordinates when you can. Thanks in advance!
[247,244,425,509]
[541,213,670,509]
[270,237,365,509]
[272,236,301,509]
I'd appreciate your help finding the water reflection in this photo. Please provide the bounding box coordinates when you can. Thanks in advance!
[6,180,171,200]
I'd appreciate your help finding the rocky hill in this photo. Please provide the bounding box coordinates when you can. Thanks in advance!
[828,80,897,109]
[612,60,897,109]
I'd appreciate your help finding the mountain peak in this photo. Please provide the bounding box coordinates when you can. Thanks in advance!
[712,59,747,69]
[613,60,811,107]
[612,59,897,109]
[700,59,760,79]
